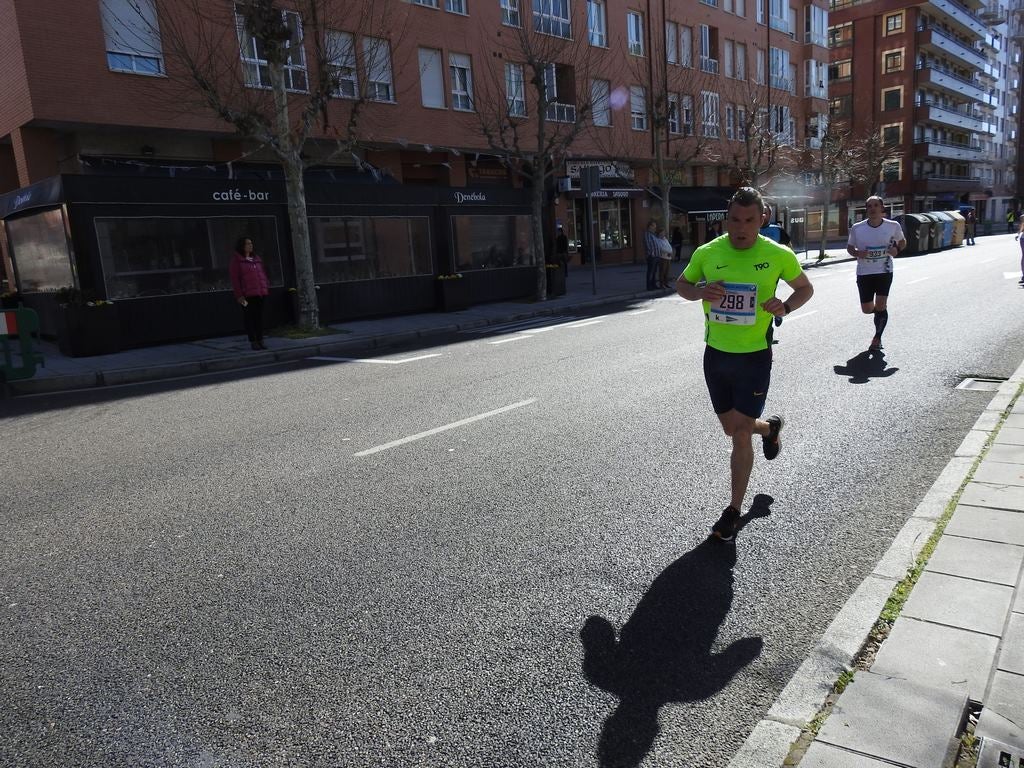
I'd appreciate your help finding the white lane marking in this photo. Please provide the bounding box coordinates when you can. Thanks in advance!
[354,398,538,457]
[627,308,656,315]
[1006,272,1024,280]
[907,277,931,285]
[566,319,605,329]
[488,336,532,345]
[977,258,1000,264]
[778,310,818,322]
[307,354,442,365]
[460,316,579,334]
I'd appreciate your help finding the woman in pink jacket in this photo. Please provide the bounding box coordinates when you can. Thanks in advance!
[228,236,270,350]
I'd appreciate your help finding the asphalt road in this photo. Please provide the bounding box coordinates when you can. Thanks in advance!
[2,239,1023,768]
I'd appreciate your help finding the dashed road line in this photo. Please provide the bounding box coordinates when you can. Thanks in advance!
[307,354,442,365]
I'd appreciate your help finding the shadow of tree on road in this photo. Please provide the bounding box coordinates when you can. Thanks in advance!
[833,349,899,384]
[579,497,771,768]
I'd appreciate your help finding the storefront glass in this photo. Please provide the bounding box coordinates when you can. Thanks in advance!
[597,200,632,250]
[451,214,534,270]
[310,216,433,282]
[7,209,75,292]
[96,216,282,299]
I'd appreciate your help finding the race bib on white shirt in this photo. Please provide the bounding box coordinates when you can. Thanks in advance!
[865,245,889,262]
[710,282,758,325]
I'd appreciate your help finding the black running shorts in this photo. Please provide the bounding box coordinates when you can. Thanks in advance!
[856,272,893,304]
[702,346,773,419]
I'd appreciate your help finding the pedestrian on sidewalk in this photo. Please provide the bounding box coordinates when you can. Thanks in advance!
[1015,218,1024,284]
[846,195,906,351]
[655,227,674,289]
[644,220,659,290]
[555,225,570,277]
[229,236,270,351]
[965,210,976,245]
[675,186,814,541]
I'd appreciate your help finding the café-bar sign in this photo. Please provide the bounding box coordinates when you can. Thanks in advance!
[212,188,272,202]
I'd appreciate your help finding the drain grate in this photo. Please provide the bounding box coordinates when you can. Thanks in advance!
[956,377,1008,392]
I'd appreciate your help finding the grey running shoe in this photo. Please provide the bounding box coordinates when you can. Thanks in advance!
[762,415,784,460]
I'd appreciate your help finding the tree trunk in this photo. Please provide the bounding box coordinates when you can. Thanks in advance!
[269,56,320,329]
[531,164,547,301]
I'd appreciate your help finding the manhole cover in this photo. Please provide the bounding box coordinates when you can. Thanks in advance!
[956,377,1007,392]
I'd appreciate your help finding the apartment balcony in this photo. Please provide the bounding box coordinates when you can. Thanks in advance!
[912,175,982,193]
[771,75,794,93]
[915,99,987,131]
[913,139,983,160]
[925,0,988,39]
[917,25,987,69]
[916,64,987,101]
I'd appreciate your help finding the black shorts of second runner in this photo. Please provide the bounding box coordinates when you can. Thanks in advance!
[703,346,773,419]
[856,272,894,304]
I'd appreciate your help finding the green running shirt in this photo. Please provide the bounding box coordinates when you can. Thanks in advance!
[682,234,803,353]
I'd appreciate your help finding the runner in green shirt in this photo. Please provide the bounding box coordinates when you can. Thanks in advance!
[677,187,814,541]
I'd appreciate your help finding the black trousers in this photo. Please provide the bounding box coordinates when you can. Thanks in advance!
[242,295,265,342]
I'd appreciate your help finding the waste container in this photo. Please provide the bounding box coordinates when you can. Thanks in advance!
[932,211,954,248]
[946,210,965,246]
[896,213,929,254]
[921,213,947,249]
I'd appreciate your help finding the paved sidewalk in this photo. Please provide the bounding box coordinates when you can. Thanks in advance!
[731,364,1024,768]
[5,246,853,397]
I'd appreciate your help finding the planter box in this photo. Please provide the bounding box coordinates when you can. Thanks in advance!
[436,279,470,312]
[56,304,121,357]
[546,267,566,297]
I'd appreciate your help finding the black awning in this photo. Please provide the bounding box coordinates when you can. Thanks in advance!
[660,186,734,214]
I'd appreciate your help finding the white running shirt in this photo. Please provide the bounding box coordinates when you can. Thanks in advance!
[847,218,905,276]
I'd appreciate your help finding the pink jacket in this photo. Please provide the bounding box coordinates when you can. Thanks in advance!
[229,252,270,299]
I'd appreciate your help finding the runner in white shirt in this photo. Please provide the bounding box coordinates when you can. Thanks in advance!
[846,196,906,351]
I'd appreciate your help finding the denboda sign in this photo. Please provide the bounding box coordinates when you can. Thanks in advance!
[453,191,487,204]
[212,188,272,202]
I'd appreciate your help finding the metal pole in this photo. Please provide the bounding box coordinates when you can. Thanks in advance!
[587,195,597,295]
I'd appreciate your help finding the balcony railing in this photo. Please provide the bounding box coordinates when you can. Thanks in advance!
[546,102,577,123]
[916,63,987,101]
[928,0,988,38]
[700,56,719,74]
[915,98,987,131]
[916,23,987,69]
[771,75,793,92]
[805,83,827,99]
[804,31,828,46]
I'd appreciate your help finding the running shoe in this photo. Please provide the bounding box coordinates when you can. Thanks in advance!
[762,415,784,460]
[711,506,742,541]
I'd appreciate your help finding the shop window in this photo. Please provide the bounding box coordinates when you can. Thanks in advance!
[597,200,632,250]
[311,216,433,282]
[100,0,164,75]
[96,216,282,299]
[452,215,534,270]
[6,210,74,292]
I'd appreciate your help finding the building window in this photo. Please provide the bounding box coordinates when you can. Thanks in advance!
[236,5,308,91]
[724,39,734,77]
[725,103,735,139]
[735,42,746,80]
[5,210,75,292]
[884,11,903,35]
[311,217,433,282]
[588,0,607,46]
[534,0,571,38]
[666,21,678,63]
[881,123,901,146]
[419,48,445,108]
[591,78,610,125]
[699,25,719,73]
[362,37,394,101]
[737,106,746,140]
[828,58,852,81]
[327,31,358,98]
[506,63,526,116]
[828,22,852,47]
[449,52,473,110]
[682,94,694,135]
[701,90,720,137]
[446,0,467,13]
[501,0,521,26]
[680,25,693,67]
[882,87,901,110]
[596,200,632,250]
[770,46,791,90]
[544,63,577,122]
[627,11,644,56]
[805,5,827,46]
[883,49,903,73]
[630,85,647,130]
[413,0,439,6]
[452,215,535,270]
[882,158,901,182]
[100,0,164,75]
[668,93,680,134]
[755,46,765,84]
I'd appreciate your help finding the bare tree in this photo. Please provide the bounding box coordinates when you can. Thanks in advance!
[147,0,405,328]
[474,18,594,301]
[801,115,859,259]
[849,121,904,197]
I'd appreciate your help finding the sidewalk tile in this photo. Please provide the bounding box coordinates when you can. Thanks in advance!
[945,505,1024,546]
[1005,413,1024,429]
[995,427,1024,446]
[981,671,1024,746]
[870,616,998,701]
[977,707,1024,755]
[960,481,1024,512]
[800,742,895,767]
[998,614,1024,675]
[924,536,1024,587]
[986,444,1024,465]
[816,671,964,768]
[901,571,1013,636]
[972,462,1024,487]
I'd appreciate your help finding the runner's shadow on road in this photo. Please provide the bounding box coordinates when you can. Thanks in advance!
[579,496,771,768]
[833,349,899,384]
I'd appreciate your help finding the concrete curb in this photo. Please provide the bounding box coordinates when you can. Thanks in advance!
[728,357,1024,768]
